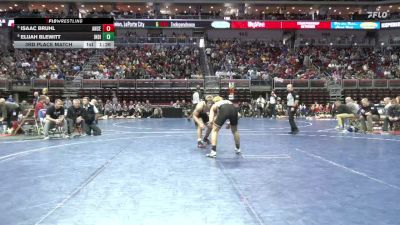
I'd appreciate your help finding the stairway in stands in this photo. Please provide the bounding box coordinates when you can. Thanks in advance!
[327,80,343,103]
[204,76,220,97]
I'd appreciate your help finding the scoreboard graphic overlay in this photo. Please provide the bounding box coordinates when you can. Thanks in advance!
[13,18,114,49]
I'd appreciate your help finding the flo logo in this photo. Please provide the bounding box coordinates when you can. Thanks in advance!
[367,11,389,19]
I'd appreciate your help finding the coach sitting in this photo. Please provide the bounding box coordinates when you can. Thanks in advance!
[43,99,68,139]
[336,97,359,129]
[66,99,85,136]
[382,98,400,133]
[82,97,101,136]
[359,98,380,133]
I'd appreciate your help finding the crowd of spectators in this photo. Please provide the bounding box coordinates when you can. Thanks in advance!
[207,40,321,81]
[208,40,400,80]
[82,46,201,80]
[2,6,400,21]
[0,48,94,81]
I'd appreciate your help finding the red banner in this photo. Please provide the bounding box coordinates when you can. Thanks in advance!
[231,21,281,29]
[281,21,331,30]
[231,21,331,30]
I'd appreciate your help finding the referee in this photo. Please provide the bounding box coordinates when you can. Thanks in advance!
[286,84,299,134]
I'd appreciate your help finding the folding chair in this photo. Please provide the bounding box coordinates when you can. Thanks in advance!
[38,109,64,138]
[13,109,40,136]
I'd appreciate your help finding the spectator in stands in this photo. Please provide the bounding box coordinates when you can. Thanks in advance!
[359,98,380,133]
[104,100,113,118]
[382,98,400,133]
[0,98,19,131]
[173,100,181,108]
[82,97,101,136]
[43,99,68,140]
[66,99,84,136]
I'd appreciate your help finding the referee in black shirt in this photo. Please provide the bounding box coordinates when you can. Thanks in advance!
[287,84,299,134]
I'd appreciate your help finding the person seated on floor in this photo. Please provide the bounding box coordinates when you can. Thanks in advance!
[382,98,400,134]
[336,97,360,129]
[82,97,101,136]
[43,99,68,140]
[0,98,20,134]
[66,99,85,136]
[359,98,380,133]
[104,100,114,118]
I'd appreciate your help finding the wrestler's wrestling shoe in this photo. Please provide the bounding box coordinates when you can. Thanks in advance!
[206,150,217,158]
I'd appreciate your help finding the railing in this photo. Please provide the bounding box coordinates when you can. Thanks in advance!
[274,79,327,89]
[274,79,400,89]
[4,79,400,91]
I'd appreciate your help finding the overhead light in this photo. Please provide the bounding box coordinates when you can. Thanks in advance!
[255,9,258,12]
[128,5,130,8]
[138,8,141,11]
[211,6,213,9]
[287,11,290,14]
[354,43,358,46]
[55,7,58,10]
[175,8,178,11]
[49,9,52,12]
[81,5,84,7]
[330,43,333,45]
[292,7,295,9]
[389,5,393,8]
[93,8,96,10]
[189,6,191,9]
[381,42,384,46]
[334,9,337,12]
[165,5,168,9]
[266,7,269,9]
[42,5,46,7]
[100,5,103,8]
[310,7,313,10]
[248,7,251,9]
[299,9,302,12]
[329,7,332,10]
[14,4,18,7]
[346,7,349,10]
[130,10,133,13]
[146,5,149,8]
[339,12,342,14]
[9,7,12,9]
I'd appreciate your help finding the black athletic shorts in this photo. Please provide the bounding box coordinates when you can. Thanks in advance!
[214,104,238,128]
[195,112,209,126]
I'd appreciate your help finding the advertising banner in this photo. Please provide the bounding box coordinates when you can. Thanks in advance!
[331,21,380,29]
